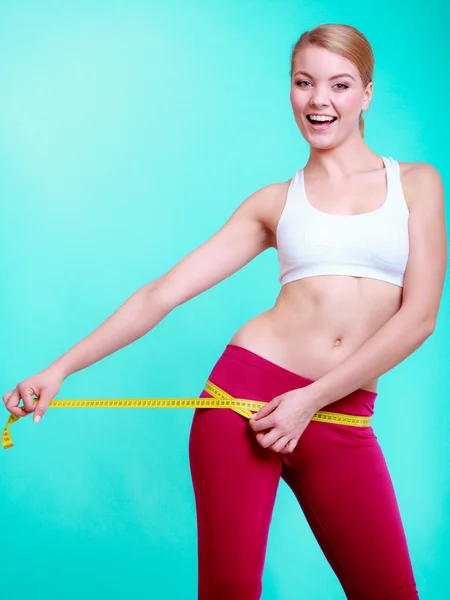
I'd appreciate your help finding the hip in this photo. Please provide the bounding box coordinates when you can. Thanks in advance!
[201,343,378,421]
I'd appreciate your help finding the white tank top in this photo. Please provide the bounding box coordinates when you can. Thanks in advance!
[276,156,410,287]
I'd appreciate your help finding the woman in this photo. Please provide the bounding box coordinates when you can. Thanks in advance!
[3,23,447,600]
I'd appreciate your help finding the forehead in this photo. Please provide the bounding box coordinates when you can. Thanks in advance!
[293,45,359,78]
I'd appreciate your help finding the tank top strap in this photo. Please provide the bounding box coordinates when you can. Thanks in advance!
[285,157,408,216]
[382,156,409,215]
[285,168,305,212]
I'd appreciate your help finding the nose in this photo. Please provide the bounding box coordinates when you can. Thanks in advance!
[310,89,330,108]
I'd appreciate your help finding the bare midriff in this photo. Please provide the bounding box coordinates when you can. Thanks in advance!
[229,162,413,394]
[229,273,403,393]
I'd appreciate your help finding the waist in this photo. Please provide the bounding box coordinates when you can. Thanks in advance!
[231,278,402,392]
[219,343,378,417]
[229,329,380,394]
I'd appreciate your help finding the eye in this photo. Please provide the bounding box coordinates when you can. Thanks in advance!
[295,80,349,89]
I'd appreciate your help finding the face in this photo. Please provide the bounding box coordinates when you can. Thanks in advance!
[290,45,372,148]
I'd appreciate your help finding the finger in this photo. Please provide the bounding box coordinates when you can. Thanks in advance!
[250,396,281,421]
[256,432,265,445]
[33,390,52,422]
[250,414,275,432]
[278,441,291,454]
[6,389,28,417]
[256,429,283,449]
[18,384,38,413]
[2,390,17,408]
[287,438,299,453]
[270,435,291,454]
[279,438,298,454]
[249,404,271,421]
[2,390,13,404]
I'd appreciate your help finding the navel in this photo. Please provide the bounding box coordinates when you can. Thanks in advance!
[333,337,342,347]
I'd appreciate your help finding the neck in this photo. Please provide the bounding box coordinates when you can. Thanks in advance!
[306,135,382,179]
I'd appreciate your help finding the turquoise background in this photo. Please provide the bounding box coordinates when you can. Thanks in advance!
[1,1,448,598]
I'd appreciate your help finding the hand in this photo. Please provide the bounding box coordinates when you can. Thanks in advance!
[2,366,64,423]
[248,386,319,454]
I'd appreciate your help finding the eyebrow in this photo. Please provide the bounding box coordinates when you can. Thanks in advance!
[293,70,355,81]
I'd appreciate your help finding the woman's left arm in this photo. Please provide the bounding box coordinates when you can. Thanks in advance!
[308,162,448,411]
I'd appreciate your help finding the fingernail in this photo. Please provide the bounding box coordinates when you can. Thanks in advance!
[34,415,41,423]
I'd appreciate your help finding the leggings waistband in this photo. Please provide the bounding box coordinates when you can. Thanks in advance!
[222,343,378,418]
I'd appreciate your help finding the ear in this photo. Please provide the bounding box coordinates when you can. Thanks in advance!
[362,81,373,110]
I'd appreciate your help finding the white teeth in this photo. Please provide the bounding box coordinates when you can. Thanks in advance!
[309,115,336,122]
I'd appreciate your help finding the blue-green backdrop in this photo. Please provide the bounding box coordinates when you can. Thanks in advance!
[1,1,448,598]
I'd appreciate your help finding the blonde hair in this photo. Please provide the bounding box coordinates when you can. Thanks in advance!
[290,24,374,138]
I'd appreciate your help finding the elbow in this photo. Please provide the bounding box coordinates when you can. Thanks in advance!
[402,310,435,342]
[415,315,436,340]
[401,304,436,339]
[423,318,436,338]
[144,278,179,312]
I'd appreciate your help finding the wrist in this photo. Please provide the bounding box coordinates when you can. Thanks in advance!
[305,379,333,411]
[46,361,68,382]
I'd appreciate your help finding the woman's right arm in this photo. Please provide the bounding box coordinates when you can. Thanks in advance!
[2,182,285,420]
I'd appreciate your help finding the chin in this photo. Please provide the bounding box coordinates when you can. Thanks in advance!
[311,144,336,151]
[298,125,334,147]
[307,137,339,150]
[299,126,345,149]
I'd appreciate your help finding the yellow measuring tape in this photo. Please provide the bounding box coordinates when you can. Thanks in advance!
[2,379,372,450]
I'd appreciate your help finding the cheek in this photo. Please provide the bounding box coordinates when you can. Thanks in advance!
[291,94,307,115]
[336,92,363,116]
[290,89,307,111]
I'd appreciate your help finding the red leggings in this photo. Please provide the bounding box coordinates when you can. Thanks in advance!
[189,344,419,599]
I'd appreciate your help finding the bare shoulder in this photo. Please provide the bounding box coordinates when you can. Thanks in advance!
[248,179,291,248]
[399,161,444,212]
[399,160,443,181]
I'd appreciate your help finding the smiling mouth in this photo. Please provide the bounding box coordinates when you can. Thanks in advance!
[306,115,338,124]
